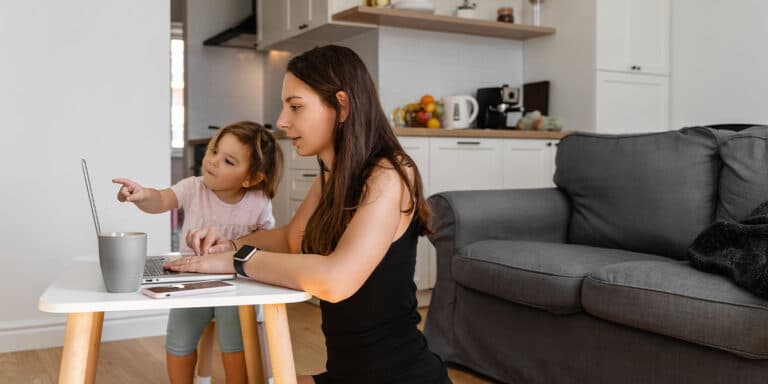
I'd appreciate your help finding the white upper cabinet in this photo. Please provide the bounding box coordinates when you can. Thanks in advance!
[259,0,371,50]
[596,0,670,75]
[261,1,289,46]
[288,0,329,34]
[289,0,311,33]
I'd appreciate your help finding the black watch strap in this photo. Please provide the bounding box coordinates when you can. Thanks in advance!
[233,258,248,278]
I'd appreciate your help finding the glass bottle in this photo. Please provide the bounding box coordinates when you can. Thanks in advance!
[497,7,515,23]
[529,0,543,26]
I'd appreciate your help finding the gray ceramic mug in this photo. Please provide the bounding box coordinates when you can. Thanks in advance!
[98,232,147,293]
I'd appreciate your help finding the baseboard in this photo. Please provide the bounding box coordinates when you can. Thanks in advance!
[0,312,169,353]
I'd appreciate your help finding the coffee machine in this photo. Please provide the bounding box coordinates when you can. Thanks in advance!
[476,85,523,129]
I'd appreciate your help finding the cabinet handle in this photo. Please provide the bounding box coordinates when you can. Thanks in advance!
[456,141,481,145]
[637,65,642,71]
[299,24,309,30]
[547,142,553,147]
[301,173,317,178]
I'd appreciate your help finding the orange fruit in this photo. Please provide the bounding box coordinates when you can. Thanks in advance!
[420,94,435,106]
[424,102,436,113]
[427,117,441,129]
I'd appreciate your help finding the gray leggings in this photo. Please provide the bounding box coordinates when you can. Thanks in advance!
[165,306,246,356]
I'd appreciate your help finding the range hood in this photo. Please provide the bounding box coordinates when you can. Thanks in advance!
[203,0,259,49]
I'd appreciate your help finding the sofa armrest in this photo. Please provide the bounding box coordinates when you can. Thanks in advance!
[427,188,571,251]
[423,188,571,357]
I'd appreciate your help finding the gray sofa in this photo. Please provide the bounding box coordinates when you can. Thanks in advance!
[425,126,768,383]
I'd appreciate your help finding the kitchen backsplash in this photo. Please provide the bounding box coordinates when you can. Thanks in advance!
[378,25,524,120]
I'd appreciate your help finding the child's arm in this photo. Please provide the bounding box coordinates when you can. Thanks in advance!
[112,178,178,214]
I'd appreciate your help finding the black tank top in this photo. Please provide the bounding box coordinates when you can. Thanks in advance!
[315,217,450,384]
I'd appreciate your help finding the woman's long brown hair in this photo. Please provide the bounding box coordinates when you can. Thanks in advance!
[290,45,432,256]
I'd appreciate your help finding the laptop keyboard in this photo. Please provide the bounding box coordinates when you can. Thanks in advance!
[144,256,176,276]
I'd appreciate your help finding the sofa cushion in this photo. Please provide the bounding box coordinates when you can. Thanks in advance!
[453,241,669,314]
[716,125,768,222]
[554,127,726,259]
[583,261,768,359]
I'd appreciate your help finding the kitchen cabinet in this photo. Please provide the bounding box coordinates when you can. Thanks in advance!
[273,140,293,227]
[273,135,560,292]
[596,0,670,75]
[259,0,371,50]
[595,71,669,134]
[274,139,320,227]
[502,139,557,189]
[398,137,431,291]
[428,138,504,194]
[524,0,671,134]
[260,0,289,47]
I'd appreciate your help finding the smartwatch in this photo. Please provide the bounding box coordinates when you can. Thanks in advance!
[233,245,259,277]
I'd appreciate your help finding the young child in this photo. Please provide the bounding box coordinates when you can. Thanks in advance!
[113,121,282,384]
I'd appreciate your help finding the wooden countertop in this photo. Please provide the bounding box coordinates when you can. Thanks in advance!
[393,127,570,139]
[188,127,569,146]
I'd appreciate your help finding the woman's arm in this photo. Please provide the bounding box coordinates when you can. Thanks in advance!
[171,165,411,303]
[242,166,408,302]
[112,178,178,214]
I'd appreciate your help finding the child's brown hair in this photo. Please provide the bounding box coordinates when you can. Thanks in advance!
[207,121,283,198]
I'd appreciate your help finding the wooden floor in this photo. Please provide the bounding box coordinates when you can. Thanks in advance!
[0,303,497,383]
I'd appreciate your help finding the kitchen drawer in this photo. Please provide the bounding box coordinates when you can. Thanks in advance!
[428,137,504,194]
[288,169,318,201]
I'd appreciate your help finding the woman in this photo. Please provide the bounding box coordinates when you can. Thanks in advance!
[166,45,451,384]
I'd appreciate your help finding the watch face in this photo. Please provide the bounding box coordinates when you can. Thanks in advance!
[233,245,257,261]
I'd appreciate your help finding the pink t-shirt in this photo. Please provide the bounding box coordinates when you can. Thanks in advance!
[171,176,274,253]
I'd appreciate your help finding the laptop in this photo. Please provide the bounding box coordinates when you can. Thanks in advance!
[141,252,235,285]
[81,158,236,286]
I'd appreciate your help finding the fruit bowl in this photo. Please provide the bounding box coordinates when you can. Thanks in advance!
[393,94,444,129]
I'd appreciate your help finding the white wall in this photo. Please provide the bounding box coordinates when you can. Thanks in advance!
[261,0,525,126]
[0,1,171,352]
[261,27,524,128]
[378,26,524,120]
[523,0,597,132]
[261,30,381,126]
[670,0,768,127]
[186,0,265,140]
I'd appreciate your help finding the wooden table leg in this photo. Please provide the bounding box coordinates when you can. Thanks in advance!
[239,305,265,384]
[59,312,104,384]
[263,304,297,384]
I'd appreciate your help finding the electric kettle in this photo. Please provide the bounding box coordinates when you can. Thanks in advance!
[441,95,479,129]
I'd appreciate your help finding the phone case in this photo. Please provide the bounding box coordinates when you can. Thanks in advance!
[141,280,235,299]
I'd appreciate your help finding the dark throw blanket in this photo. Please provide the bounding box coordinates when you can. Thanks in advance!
[688,200,768,299]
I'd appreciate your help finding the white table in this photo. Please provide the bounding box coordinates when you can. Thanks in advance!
[39,260,311,384]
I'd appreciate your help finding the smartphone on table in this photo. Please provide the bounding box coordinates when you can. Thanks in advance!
[142,280,235,299]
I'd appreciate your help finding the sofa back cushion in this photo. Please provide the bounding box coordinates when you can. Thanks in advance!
[716,125,768,222]
[554,127,724,259]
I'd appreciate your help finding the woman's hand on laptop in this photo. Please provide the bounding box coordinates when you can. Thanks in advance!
[163,253,235,274]
[186,227,234,255]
